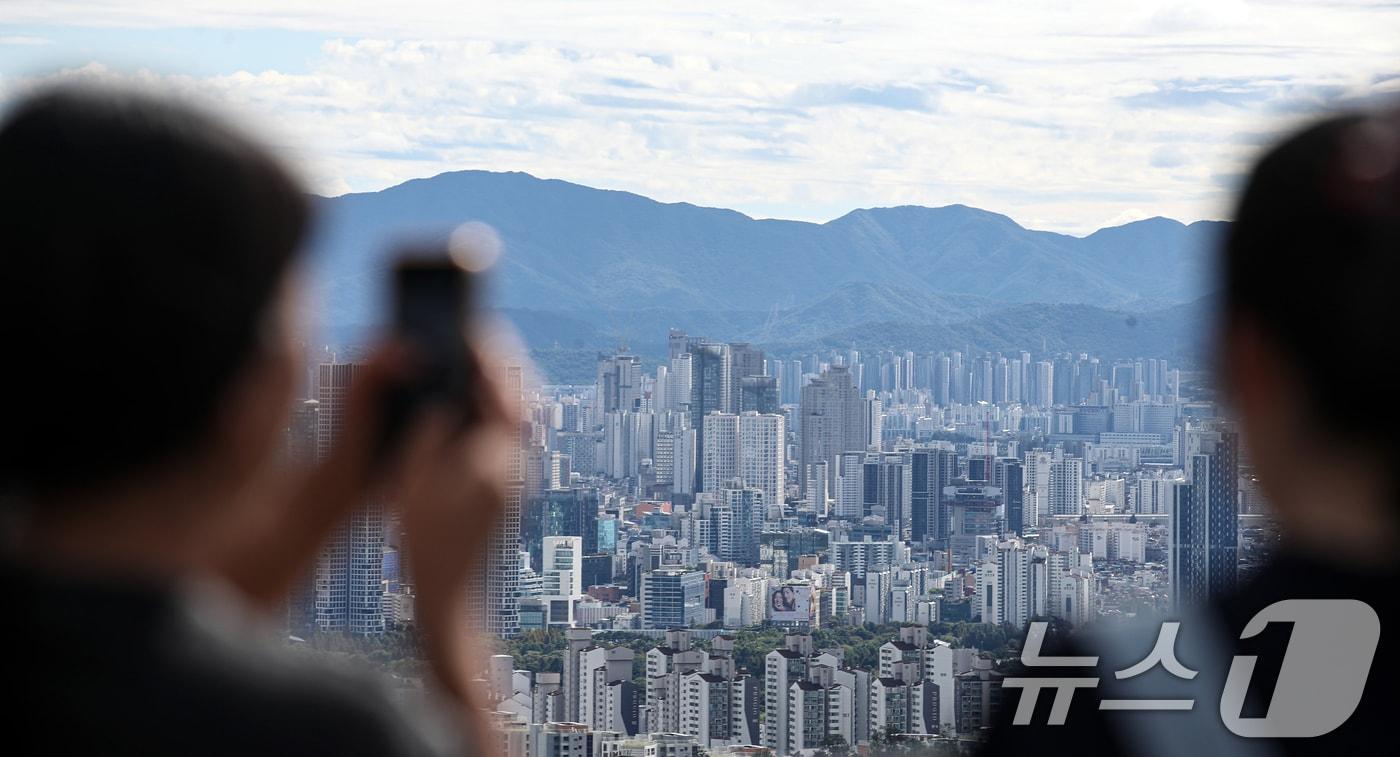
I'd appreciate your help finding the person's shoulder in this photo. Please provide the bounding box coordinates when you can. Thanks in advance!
[4,569,465,756]
[151,587,465,756]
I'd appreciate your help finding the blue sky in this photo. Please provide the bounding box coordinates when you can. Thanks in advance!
[2,2,1398,234]
[0,26,325,77]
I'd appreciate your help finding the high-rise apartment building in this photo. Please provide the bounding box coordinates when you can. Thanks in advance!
[579,646,639,734]
[1170,426,1240,608]
[701,412,740,492]
[673,427,697,496]
[687,340,731,490]
[911,447,957,544]
[707,484,763,565]
[595,353,643,420]
[740,412,785,510]
[284,399,320,634]
[861,452,912,536]
[975,540,1048,627]
[700,411,785,509]
[1047,457,1084,517]
[470,363,526,638]
[933,354,951,407]
[781,358,805,406]
[664,354,693,414]
[799,366,868,498]
[728,342,765,411]
[738,375,780,414]
[995,458,1025,535]
[948,351,965,405]
[313,363,384,635]
[1131,474,1179,515]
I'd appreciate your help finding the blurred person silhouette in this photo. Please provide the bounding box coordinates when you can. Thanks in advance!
[984,105,1400,755]
[0,86,514,755]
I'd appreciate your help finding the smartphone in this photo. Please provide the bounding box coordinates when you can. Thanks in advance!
[379,248,479,456]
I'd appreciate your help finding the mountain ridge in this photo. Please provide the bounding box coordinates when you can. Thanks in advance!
[309,169,1225,312]
[305,170,1224,379]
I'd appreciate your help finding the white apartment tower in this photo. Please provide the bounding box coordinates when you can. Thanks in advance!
[799,366,869,497]
[1047,457,1085,517]
[739,411,785,511]
[701,411,785,510]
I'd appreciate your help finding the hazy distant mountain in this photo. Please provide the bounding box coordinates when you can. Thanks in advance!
[760,295,1213,358]
[306,170,1223,380]
[738,283,999,344]
[309,170,1224,318]
[521,292,1214,383]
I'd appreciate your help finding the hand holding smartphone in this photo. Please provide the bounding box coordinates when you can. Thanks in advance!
[379,242,481,458]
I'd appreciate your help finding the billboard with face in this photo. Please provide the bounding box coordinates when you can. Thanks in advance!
[769,584,811,622]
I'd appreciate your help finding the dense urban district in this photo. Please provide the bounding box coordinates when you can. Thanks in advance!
[283,328,1274,756]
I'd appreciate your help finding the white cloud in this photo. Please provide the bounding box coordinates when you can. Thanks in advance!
[1102,208,1156,228]
[1,1,1397,233]
[1143,0,1254,34]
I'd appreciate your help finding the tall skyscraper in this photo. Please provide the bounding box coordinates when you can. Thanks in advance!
[710,484,764,565]
[911,447,958,544]
[1170,426,1239,608]
[1025,450,1055,526]
[739,374,780,414]
[782,358,805,406]
[471,363,526,638]
[976,540,1050,627]
[699,411,785,509]
[687,340,731,490]
[664,353,693,413]
[701,412,740,491]
[728,342,765,410]
[668,328,690,361]
[673,427,697,496]
[740,411,785,510]
[851,452,909,533]
[595,353,642,420]
[929,353,948,407]
[563,627,593,722]
[863,393,883,450]
[972,355,993,404]
[314,363,384,635]
[995,458,1026,535]
[949,351,965,405]
[1053,355,1074,406]
[833,451,866,521]
[799,366,867,497]
[1034,360,1054,409]
[532,487,600,566]
[1047,457,1084,517]
[284,399,320,634]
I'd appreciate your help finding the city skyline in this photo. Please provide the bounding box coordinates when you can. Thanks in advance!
[423,323,1257,753]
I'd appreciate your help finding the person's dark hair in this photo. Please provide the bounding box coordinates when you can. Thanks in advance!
[0,86,311,500]
[1224,104,1400,451]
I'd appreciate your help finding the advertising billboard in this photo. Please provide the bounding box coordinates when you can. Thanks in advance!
[769,584,812,622]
